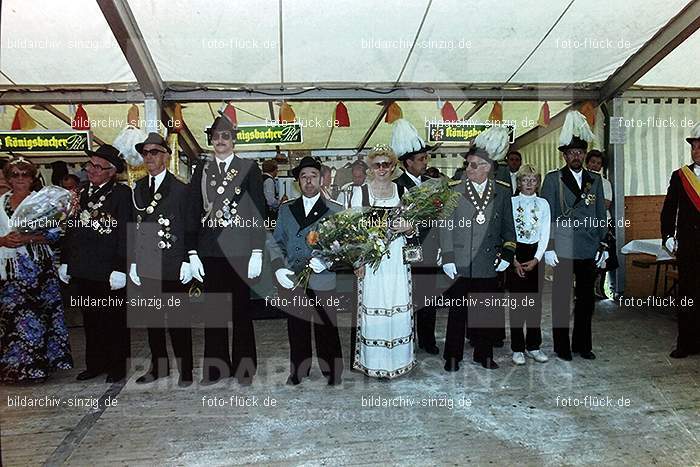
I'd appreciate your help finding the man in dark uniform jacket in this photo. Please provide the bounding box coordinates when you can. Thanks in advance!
[660,126,700,358]
[59,144,133,382]
[185,115,267,385]
[541,128,608,361]
[393,147,440,355]
[268,156,344,385]
[128,133,194,386]
[440,146,516,370]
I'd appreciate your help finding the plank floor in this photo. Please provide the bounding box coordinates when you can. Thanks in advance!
[1,286,699,466]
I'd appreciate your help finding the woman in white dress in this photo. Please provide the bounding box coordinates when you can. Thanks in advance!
[351,145,416,378]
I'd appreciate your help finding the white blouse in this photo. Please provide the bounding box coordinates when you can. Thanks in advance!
[511,193,550,261]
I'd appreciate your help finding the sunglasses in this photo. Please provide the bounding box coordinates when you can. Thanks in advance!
[467,161,491,169]
[212,131,233,141]
[9,171,31,179]
[371,161,393,169]
[142,149,168,157]
[85,161,113,172]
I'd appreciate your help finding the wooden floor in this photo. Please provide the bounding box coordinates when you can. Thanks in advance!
[1,287,699,466]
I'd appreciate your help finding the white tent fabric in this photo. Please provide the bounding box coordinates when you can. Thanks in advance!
[1,0,698,89]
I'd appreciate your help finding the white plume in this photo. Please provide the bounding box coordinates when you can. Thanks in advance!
[475,125,510,161]
[559,110,595,146]
[690,120,700,139]
[391,118,425,157]
[113,125,147,166]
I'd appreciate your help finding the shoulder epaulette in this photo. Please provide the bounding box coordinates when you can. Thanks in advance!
[326,198,343,207]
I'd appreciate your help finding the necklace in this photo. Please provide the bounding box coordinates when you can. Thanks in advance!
[465,180,492,225]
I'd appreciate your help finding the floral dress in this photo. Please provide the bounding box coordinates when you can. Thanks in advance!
[0,191,73,382]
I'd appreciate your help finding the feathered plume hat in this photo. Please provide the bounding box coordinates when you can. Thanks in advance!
[558,110,595,153]
[465,125,510,162]
[685,120,700,144]
[390,118,439,161]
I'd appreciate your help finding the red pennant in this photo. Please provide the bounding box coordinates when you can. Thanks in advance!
[334,101,350,127]
[219,103,238,126]
[441,101,458,122]
[11,107,37,130]
[71,104,90,130]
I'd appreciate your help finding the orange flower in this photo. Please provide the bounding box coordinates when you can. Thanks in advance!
[307,230,320,246]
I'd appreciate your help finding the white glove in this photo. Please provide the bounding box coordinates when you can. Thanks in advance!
[248,250,263,279]
[664,237,677,254]
[129,263,141,286]
[275,268,295,289]
[495,259,510,272]
[58,264,70,284]
[442,263,457,280]
[109,271,127,290]
[544,251,559,267]
[179,262,193,284]
[189,253,205,282]
[595,250,609,269]
[436,248,442,267]
[309,257,327,273]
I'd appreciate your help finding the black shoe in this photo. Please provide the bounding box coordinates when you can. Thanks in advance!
[327,377,342,386]
[178,372,193,387]
[557,352,573,361]
[286,375,302,385]
[420,344,440,355]
[444,359,460,372]
[579,351,596,360]
[493,341,505,348]
[670,348,689,359]
[473,358,499,369]
[200,375,221,386]
[76,370,103,381]
[136,368,169,384]
[106,373,126,383]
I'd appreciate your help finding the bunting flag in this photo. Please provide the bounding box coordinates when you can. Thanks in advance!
[384,101,402,123]
[127,104,140,127]
[441,101,458,122]
[11,107,37,130]
[579,100,596,127]
[679,165,700,212]
[488,102,503,123]
[71,104,90,130]
[170,103,184,133]
[334,101,350,127]
[537,101,551,127]
[219,102,238,125]
[279,102,296,123]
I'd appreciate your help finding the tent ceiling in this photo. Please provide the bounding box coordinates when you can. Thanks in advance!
[1,0,699,96]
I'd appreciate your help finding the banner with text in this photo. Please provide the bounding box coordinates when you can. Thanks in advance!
[0,130,91,153]
[427,122,515,144]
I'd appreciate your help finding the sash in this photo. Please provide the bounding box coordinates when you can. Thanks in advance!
[679,166,700,212]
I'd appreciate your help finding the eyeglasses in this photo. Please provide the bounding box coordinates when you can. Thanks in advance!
[371,161,392,169]
[467,161,491,169]
[566,149,586,157]
[212,131,233,141]
[142,149,168,157]
[85,161,114,172]
[9,171,31,179]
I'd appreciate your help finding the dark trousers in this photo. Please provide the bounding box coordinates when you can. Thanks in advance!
[551,258,595,354]
[676,256,700,353]
[412,266,438,348]
[139,278,193,377]
[507,243,543,352]
[73,278,130,376]
[283,288,343,382]
[444,276,501,364]
[201,257,257,382]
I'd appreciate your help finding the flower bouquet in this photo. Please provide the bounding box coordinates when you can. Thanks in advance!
[10,186,74,238]
[295,207,389,289]
[391,177,461,235]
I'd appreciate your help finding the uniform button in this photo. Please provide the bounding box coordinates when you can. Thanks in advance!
[486,248,491,252]
[296,247,301,251]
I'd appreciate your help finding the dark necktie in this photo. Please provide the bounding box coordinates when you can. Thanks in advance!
[219,162,226,177]
[149,176,156,199]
